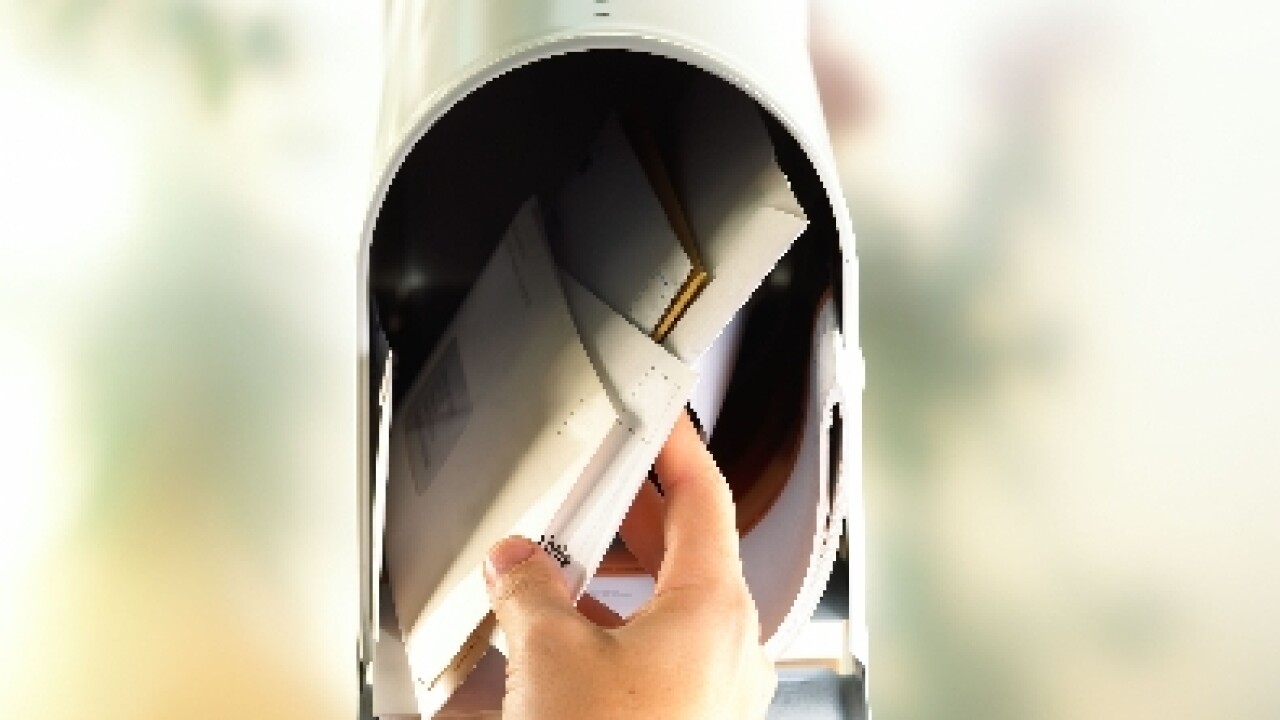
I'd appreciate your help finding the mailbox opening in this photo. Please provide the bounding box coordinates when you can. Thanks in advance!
[368,46,843,594]
[370,49,841,397]
[366,44,853,714]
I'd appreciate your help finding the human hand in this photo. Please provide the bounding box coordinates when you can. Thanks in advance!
[483,411,776,719]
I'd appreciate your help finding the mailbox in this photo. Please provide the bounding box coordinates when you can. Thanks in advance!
[358,2,864,715]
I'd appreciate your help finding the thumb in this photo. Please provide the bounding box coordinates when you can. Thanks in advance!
[484,537,585,652]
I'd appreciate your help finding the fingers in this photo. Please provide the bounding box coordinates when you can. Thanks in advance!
[484,537,592,653]
[619,477,666,578]
[651,412,745,595]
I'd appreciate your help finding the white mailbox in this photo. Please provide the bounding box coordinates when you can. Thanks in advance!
[358,2,864,716]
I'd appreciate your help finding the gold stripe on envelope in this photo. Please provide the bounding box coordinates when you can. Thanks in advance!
[621,111,710,342]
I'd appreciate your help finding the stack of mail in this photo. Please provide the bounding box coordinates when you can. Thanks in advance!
[376,74,809,716]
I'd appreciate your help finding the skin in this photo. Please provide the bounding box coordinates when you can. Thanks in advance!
[483,412,777,719]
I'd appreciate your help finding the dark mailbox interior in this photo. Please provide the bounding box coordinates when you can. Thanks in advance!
[369,49,843,534]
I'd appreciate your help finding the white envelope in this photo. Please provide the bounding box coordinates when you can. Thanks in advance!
[383,199,619,714]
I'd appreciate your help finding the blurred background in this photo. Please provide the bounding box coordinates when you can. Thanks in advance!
[811,0,1280,718]
[2,0,1279,718]
[0,1,381,717]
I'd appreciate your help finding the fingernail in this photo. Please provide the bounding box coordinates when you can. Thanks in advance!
[485,537,536,583]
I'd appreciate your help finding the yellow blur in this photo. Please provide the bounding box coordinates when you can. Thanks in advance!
[0,2,381,718]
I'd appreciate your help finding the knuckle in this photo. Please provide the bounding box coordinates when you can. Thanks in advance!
[519,612,563,645]
[720,582,757,622]
[696,581,758,639]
